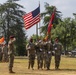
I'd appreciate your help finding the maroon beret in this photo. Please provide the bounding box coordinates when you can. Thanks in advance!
[10,35,15,39]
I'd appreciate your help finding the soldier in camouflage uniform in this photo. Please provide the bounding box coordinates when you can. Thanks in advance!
[8,36,16,73]
[35,39,44,70]
[0,44,2,61]
[53,38,62,70]
[26,38,36,70]
[35,40,40,69]
[44,39,53,70]
[2,43,8,62]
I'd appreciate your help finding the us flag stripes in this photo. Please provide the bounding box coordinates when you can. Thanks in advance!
[23,6,40,30]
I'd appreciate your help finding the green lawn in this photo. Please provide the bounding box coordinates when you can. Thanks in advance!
[0,56,76,75]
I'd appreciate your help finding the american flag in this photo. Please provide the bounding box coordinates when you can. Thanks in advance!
[23,6,40,30]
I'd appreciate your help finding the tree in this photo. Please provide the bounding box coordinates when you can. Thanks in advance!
[52,17,76,54]
[40,2,76,54]
[0,0,27,56]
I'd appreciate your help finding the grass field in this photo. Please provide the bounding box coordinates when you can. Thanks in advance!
[0,56,76,75]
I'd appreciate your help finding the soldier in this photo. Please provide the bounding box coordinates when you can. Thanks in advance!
[35,39,40,69]
[53,38,62,70]
[8,35,16,73]
[2,43,8,62]
[0,44,2,61]
[35,39,44,70]
[44,39,53,70]
[26,38,36,70]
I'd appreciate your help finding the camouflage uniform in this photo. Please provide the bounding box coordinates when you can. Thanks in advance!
[26,39,35,70]
[53,39,62,70]
[8,36,16,73]
[0,45,2,61]
[35,41,40,69]
[44,40,53,70]
[2,44,8,62]
[35,40,44,69]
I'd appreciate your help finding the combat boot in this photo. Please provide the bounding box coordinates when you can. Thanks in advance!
[9,71,15,73]
[9,69,15,73]
[55,66,59,70]
[38,65,39,69]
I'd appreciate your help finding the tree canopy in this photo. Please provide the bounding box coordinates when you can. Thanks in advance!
[0,0,27,56]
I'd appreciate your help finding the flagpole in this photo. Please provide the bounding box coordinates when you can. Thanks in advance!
[39,21,41,36]
[44,7,56,41]
[36,1,40,40]
[38,3,40,36]
[23,2,40,41]
[36,24,38,40]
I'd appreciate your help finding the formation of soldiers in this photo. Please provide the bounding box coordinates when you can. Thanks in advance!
[0,35,62,73]
[26,37,62,70]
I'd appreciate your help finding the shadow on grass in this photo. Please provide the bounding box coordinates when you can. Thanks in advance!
[16,72,47,75]
[15,69,76,74]
[49,69,76,71]
[58,69,76,71]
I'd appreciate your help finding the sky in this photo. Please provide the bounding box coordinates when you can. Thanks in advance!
[1,0,76,38]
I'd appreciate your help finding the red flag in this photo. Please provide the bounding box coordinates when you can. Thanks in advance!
[47,9,55,34]
[0,37,4,44]
[23,6,40,30]
[44,8,56,40]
